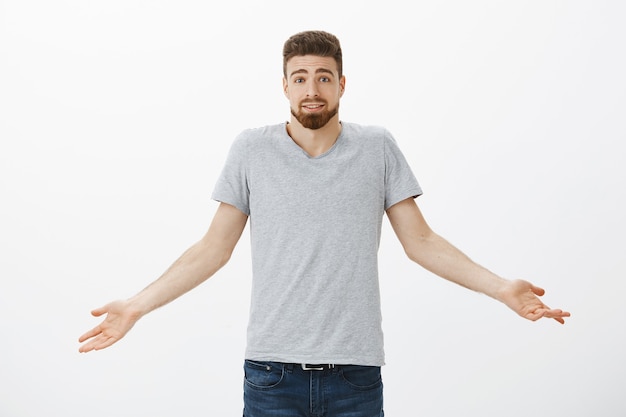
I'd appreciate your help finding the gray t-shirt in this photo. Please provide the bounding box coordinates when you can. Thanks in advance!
[212,121,422,366]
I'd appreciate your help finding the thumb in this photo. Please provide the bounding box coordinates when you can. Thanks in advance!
[531,284,546,297]
[91,304,110,317]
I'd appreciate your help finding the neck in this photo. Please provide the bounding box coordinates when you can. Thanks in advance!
[286,115,342,157]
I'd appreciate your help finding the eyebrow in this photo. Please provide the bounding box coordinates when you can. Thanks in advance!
[289,68,335,78]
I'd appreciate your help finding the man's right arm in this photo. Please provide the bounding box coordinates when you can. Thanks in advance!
[78,202,248,352]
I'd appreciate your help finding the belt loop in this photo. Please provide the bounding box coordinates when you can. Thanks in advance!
[285,363,294,373]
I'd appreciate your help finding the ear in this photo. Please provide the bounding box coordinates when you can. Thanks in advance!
[339,75,346,97]
[282,77,289,97]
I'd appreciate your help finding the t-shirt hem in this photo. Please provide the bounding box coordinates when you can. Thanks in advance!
[244,351,386,367]
[211,194,250,216]
[385,188,423,211]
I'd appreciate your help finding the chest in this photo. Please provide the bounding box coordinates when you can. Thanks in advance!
[247,142,385,218]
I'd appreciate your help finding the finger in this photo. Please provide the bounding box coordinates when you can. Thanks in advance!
[78,326,102,343]
[78,337,99,353]
[525,306,556,322]
[94,336,118,351]
[543,308,570,324]
[544,308,570,317]
[79,335,107,353]
[83,335,116,352]
[79,342,94,353]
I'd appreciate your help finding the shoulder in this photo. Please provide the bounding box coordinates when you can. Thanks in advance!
[229,123,286,151]
[341,122,397,149]
[236,123,286,141]
[342,121,390,138]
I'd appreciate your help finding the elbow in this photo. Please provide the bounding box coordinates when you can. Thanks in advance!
[405,248,423,265]
[217,247,234,269]
[402,230,438,265]
[402,238,425,264]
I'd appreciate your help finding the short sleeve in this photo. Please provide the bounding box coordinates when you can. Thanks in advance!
[383,131,423,210]
[211,133,251,215]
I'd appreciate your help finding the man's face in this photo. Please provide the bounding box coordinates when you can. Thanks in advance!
[283,55,345,130]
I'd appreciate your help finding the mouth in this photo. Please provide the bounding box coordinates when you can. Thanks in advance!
[301,102,325,112]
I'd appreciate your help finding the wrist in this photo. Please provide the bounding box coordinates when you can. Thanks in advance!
[126,294,153,318]
[486,275,510,302]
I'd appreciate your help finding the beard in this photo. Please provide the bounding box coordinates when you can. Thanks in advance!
[291,101,339,130]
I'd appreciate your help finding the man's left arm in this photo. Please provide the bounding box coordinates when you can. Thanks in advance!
[386,198,570,324]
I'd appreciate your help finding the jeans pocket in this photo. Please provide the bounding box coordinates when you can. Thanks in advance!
[339,365,382,391]
[244,360,285,390]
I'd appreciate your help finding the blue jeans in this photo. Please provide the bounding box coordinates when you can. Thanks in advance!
[243,360,384,417]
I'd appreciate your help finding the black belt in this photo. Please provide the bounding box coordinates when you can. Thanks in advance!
[300,363,336,371]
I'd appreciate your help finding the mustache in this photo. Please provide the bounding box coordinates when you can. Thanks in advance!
[299,99,328,106]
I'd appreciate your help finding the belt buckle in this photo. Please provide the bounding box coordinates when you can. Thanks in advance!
[301,364,334,371]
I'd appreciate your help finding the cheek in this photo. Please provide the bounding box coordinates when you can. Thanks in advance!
[284,89,295,102]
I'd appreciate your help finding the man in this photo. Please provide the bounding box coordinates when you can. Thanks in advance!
[79,31,569,416]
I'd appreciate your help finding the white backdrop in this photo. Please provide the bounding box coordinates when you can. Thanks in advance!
[1,1,624,416]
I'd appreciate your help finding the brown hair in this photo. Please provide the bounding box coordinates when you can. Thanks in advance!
[282,30,343,78]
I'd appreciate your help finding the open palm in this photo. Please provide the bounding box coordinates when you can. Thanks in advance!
[500,279,570,324]
[78,300,143,352]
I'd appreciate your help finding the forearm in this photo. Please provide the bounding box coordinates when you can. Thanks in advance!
[125,202,247,317]
[405,231,508,300]
[128,238,232,317]
[386,199,568,324]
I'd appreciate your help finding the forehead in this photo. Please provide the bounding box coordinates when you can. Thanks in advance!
[286,55,338,76]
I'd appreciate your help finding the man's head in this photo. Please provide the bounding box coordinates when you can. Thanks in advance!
[282,30,343,79]
[282,31,345,130]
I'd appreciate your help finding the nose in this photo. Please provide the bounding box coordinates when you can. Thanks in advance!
[306,81,319,97]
